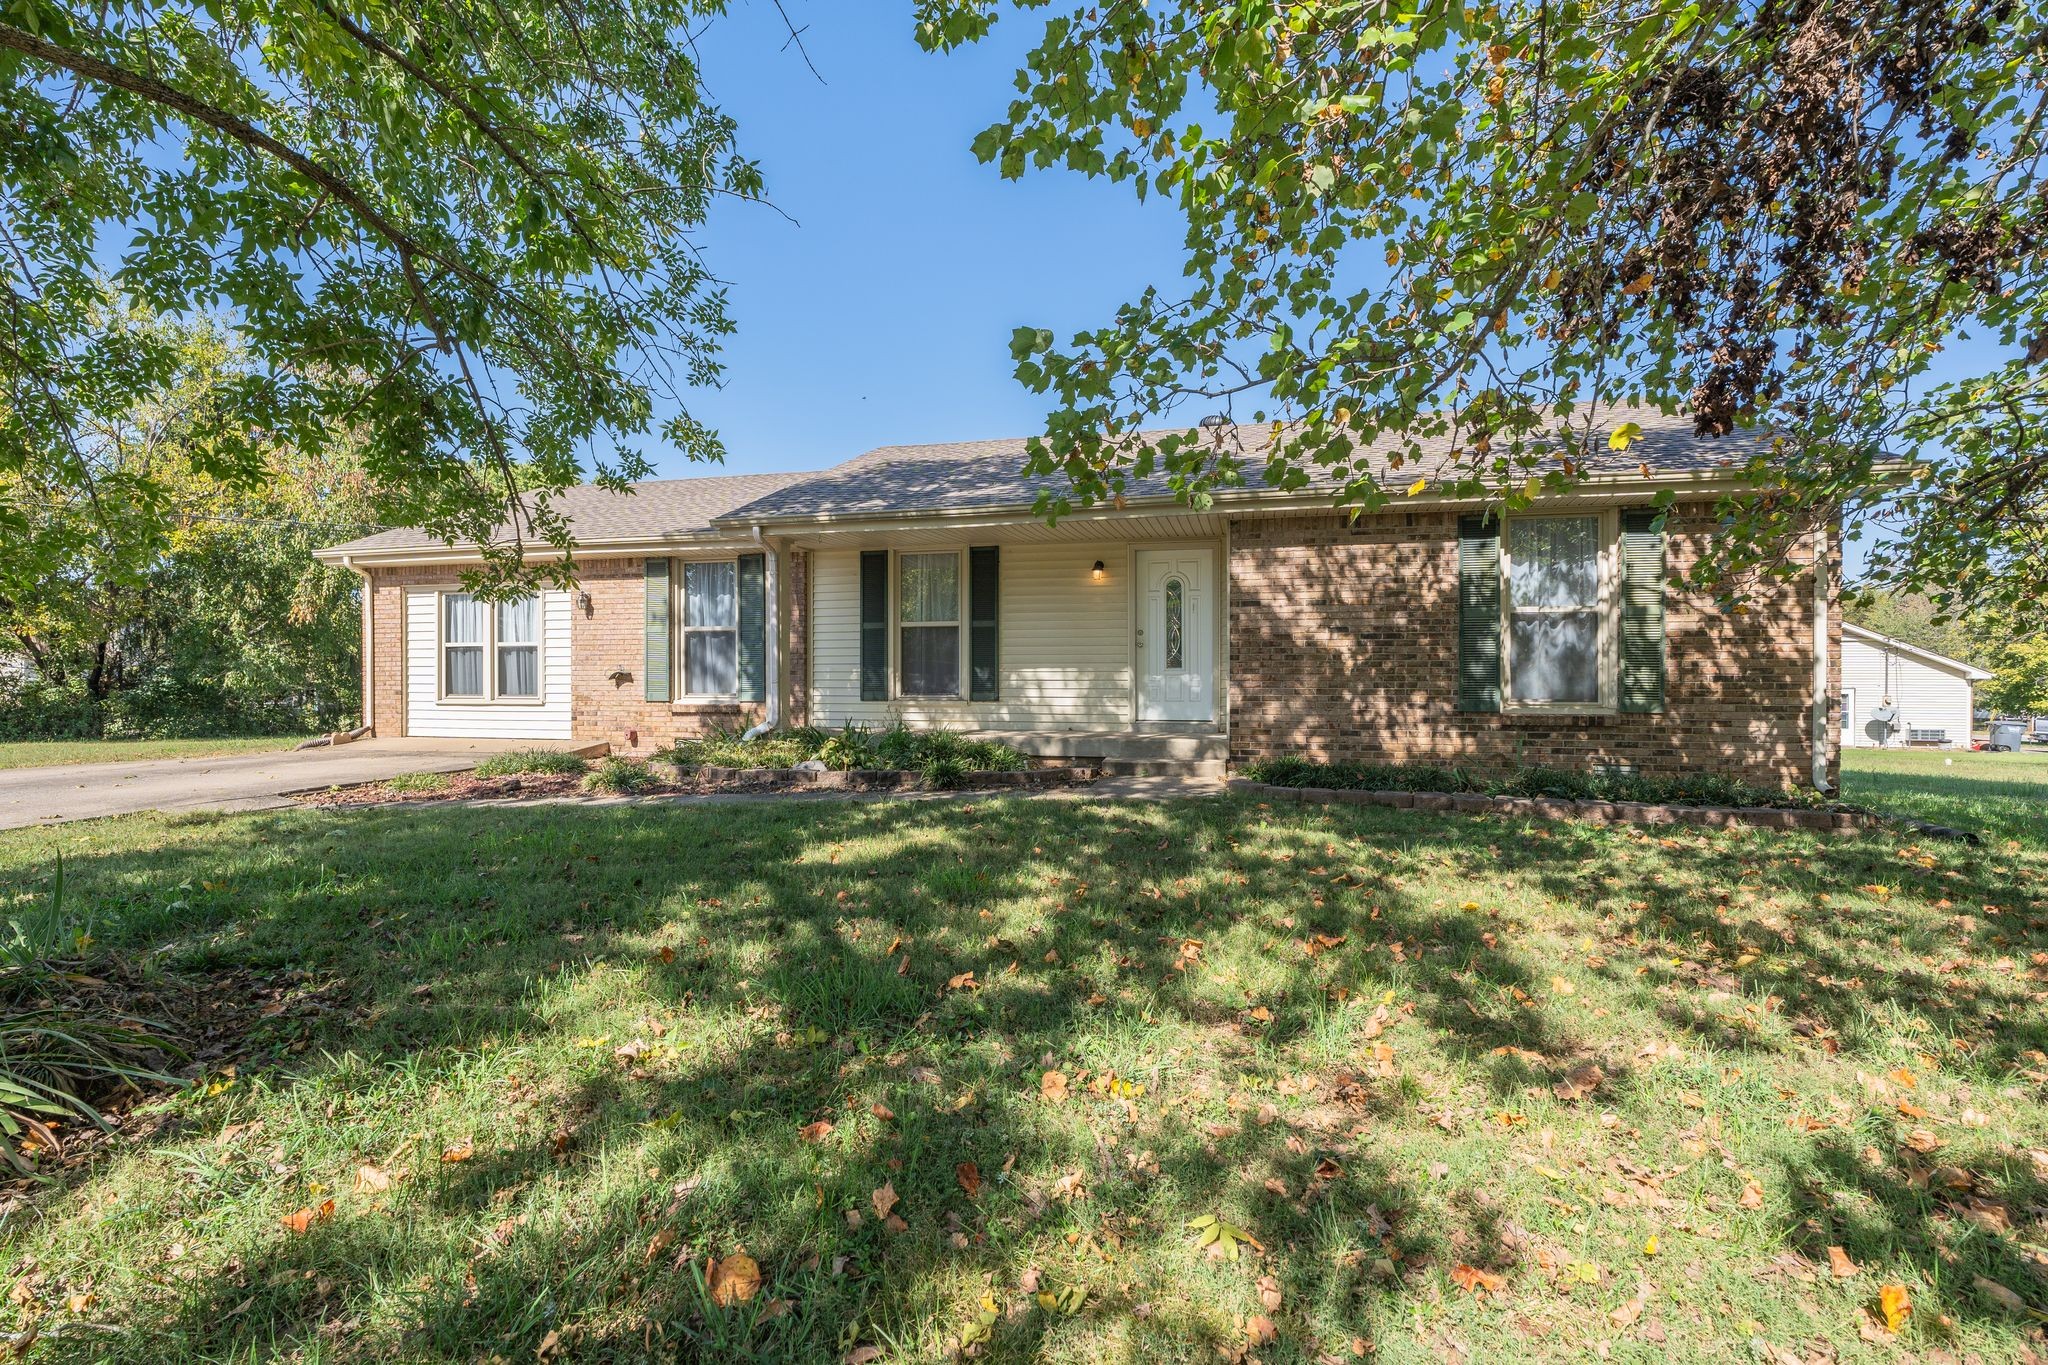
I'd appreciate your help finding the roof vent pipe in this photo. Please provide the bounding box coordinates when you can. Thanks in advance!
[1197,413,1231,430]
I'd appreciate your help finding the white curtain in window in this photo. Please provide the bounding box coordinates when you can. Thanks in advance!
[898,554,960,696]
[684,561,738,694]
[444,593,484,696]
[1508,517,1600,703]
[684,561,737,628]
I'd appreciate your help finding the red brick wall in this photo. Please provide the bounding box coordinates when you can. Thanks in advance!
[361,550,810,753]
[1226,504,1842,789]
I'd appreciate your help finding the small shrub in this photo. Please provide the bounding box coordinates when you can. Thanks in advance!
[383,771,451,795]
[583,757,660,794]
[666,726,822,769]
[474,749,589,778]
[920,752,968,790]
[817,722,881,771]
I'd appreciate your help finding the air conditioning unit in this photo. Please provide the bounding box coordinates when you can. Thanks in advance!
[1906,728,1948,745]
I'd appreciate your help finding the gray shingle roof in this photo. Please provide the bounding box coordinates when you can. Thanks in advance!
[323,470,806,556]
[719,407,1774,523]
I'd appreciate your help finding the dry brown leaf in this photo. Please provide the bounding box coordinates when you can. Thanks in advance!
[1973,1275,2026,1314]
[439,1139,475,1163]
[799,1120,835,1143]
[870,1102,895,1122]
[1257,1274,1283,1312]
[1827,1246,1859,1278]
[872,1180,899,1222]
[1040,1070,1069,1103]
[1450,1264,1505,1295]
[1247,1313,1278,1345]
[708,1252,762,1307]
[956,1161,982,1197]
[354,1163,392,1194]
[645,1228,677,1262]
[1553,1063,1605,1103]
[1738,1180,1765,1209]
[279,1199,334,1235]
[1903,1128,1943,1154]
[845,1348,884,1365]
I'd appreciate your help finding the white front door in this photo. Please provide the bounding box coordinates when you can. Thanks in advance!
[1135,548,1214,722]
[1841,687,1860,748]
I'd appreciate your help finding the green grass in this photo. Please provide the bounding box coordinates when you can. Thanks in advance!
[667,724,1030,775]
[0,776,2041,1362]
[0,735,314,770]
[1840,746,2048,844]
[381,771,453,795]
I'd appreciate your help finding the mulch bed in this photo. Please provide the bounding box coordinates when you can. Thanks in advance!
[294,764,1096,809]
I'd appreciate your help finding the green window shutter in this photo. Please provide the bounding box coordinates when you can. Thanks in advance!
[1456,515,1502,713]
[644,557,671,703]
[859,550,888,701]
[968,545,999,702]
[737,552,767,703]
[1618,509,1667,713]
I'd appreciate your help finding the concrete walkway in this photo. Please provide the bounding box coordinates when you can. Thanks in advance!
[0,738,594,829]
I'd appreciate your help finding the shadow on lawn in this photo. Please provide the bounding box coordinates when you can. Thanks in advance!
[6,793,2043,1359]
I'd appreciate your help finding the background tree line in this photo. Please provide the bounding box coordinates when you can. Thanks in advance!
[0,312,376,739]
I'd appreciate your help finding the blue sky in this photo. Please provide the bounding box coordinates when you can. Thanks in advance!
[667,2,1185,479]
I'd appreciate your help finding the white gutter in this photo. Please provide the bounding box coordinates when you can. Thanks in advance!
[742,527,780,740]
[1811,523,1833,794]
[342,555,375,735]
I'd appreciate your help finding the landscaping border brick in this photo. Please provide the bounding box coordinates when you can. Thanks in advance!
[1224,780,1877,832]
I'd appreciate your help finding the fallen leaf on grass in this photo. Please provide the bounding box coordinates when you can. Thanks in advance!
[1257,1274,1283,1311]
[280,1199,335,1234]
[956,1161,981,1197]
[845,1348,884,1365]
[1039,1071,1069,1103]
[870,1102,895,1122]
[1738,1180,1765,1209]
[1973,1275,2026,1314]
[707,1252,761,1307]
[1187,1213,1263,1260]
[872,1181,899,1222]
[1827,1246,1859,1278]
[1247,1313,1278,1345]
[645,1228,676,1262]
[439,1139,475,1163]
[1451,1263,1505,1295]
[1552,1063,1605,1103]
[1876,1282,1910,1333]
[353,1163,392,1194]
[799,1120,835,1143]
[1035,1285,1087,1315]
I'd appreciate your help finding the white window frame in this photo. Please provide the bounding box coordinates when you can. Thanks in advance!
[894,548,966,700]
[436,590,546,705]
[1499,510,1619,714]
[678,556,741,701]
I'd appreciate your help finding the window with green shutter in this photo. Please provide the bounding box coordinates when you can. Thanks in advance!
[968,546,999,701]
[859,551,888,701]
[644,558,672,703]
[736,553,766,703]
[1456,516,1503,712]
[1617,509,1667,712]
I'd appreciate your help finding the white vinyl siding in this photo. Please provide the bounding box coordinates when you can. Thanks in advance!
[810,544,1133,729]
[1841,634,1976,748]
[405,588,573,739]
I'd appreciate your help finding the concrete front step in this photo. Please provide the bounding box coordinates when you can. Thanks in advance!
[970,728,1227,764]
[1098,757,1228,780]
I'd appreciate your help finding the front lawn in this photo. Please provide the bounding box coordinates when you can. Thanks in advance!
[1840,746,2048,845]
[0,735,314,771]
[0,786,2041,1361]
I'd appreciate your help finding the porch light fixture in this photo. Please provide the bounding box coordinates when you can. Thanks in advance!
[1091,560,1106,581]
[577,590,592,612]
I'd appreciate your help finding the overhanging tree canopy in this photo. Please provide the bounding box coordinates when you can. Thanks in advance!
[918,0,2048,609]
[1,0,755,594]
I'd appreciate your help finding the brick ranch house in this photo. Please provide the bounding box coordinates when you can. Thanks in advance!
[315,410,1850,790]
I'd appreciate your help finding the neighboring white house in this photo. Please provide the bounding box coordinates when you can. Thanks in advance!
[1840,623,1991,748]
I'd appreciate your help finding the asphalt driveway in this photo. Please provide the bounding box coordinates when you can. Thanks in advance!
[0,738,596,829]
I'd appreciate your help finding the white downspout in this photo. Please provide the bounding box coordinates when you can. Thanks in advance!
[742,528,780,741]
[1810,522,1833,793]
[345,555,374,735]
